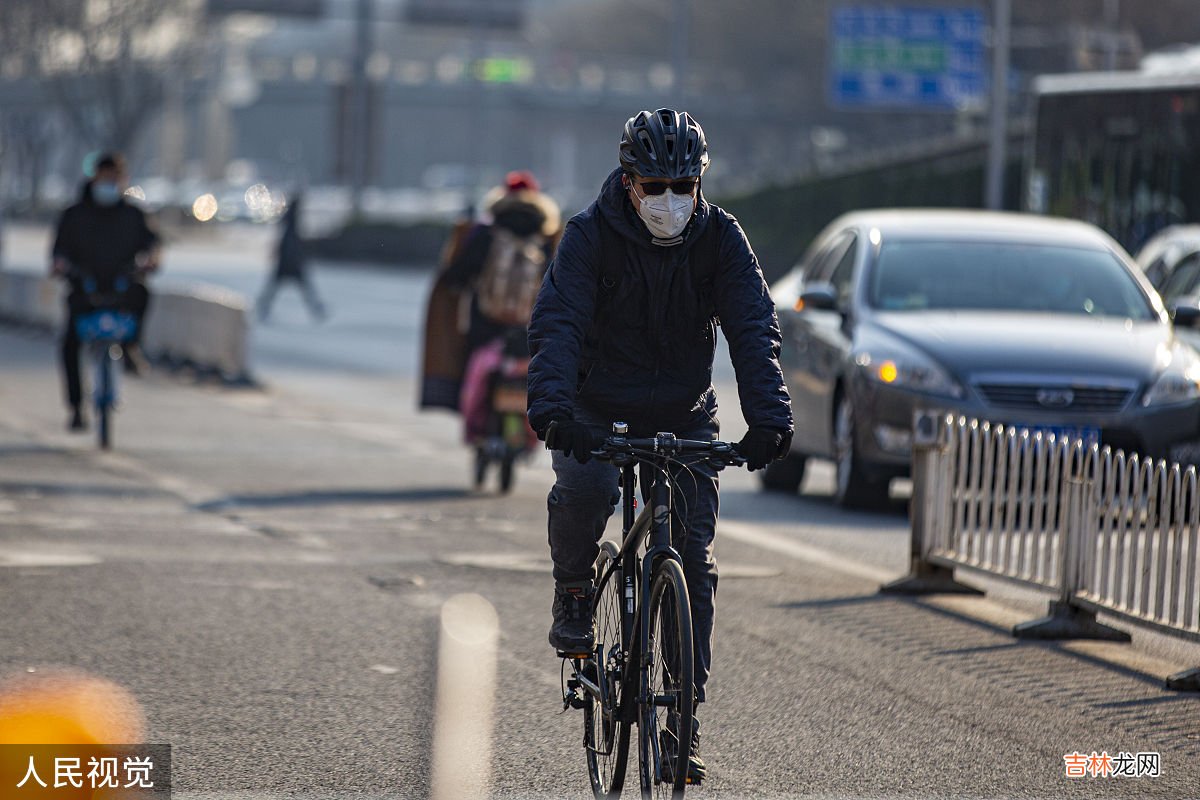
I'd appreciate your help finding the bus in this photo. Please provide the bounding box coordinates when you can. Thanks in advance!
[1024,68,1200,254]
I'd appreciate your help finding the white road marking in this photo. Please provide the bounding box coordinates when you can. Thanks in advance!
[719,520,896,584]
[96,451,223,507]
[431,593,498,800]
[0,550,102,567]
[95,451,331,549]
[369,664,400,675]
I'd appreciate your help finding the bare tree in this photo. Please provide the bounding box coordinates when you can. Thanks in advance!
[0,0,207,154]
[0,112,60,211]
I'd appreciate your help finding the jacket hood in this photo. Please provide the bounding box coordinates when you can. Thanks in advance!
[484,187,561,237]
[596,167,711,250]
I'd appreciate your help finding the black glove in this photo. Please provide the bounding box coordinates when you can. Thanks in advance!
[737,428,791,472]
[545,419,603,464]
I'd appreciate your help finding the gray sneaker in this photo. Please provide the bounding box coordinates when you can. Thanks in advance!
[548,580,594,655]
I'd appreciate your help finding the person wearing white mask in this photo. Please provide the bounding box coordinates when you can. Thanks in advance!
[526,108,793,783]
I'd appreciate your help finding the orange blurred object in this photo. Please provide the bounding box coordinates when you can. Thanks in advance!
[0,669,144,745]
[0,669,145,799]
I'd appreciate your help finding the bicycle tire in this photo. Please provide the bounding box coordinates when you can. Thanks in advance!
[638,558,693,800]
[97,350,113,450]
[585,541,631,798]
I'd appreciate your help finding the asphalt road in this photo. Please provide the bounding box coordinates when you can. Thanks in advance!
[2,223,1200,798]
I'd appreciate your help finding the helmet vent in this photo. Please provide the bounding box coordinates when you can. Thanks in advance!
[637,130,656,160]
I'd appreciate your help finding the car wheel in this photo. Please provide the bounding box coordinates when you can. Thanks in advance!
[833,394,891,510]
[759,451,808,494]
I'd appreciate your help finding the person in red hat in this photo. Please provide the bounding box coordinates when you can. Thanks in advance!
[419,171,563,466]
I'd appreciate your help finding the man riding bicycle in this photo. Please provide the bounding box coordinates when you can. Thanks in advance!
[51,152,160,431]
[527,109,793,782]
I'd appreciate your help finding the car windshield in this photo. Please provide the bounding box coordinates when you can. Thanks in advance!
[867,240,1156,320]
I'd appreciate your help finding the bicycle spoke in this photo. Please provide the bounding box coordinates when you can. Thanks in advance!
[585,544,629,798]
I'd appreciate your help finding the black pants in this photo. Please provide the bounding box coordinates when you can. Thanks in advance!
[257,274,325,320]
[62,284,150,409]
[547,404,721,702]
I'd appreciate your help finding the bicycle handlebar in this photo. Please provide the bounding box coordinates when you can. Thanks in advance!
[593,431,746,468]
[63,266,141,300]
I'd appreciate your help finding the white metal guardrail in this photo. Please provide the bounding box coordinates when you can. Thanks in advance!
[885,411,1200,691]
[1077,449,1200,642]
[0,271,251,382]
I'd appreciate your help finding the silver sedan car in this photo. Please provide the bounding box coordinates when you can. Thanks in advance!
[767,209,1200,510]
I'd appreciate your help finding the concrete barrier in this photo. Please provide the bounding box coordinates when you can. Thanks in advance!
[0,271,252,382]
[0,270,62,329]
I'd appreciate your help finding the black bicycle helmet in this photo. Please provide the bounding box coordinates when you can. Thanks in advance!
[619,108,709,179]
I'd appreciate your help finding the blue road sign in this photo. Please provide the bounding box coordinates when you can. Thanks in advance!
[829,6,986,110]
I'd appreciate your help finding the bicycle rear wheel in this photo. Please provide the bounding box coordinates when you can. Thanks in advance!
[96,347,114,450]
[585,541,631,798]
[639,558,693,799]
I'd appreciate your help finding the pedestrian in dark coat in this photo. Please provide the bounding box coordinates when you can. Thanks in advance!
[257,194,326,322]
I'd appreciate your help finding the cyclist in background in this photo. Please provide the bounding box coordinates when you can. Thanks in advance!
[527,109,793,783]
[51,152,160,432]
[419,171,562,438]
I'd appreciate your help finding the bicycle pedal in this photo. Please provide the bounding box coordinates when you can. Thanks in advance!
[562,676,588,711]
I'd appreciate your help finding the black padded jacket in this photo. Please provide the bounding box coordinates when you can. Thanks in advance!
[527,168,792,438]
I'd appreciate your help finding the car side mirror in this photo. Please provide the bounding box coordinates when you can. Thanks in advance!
[796,282,838,313]
[1170,297,1200,329]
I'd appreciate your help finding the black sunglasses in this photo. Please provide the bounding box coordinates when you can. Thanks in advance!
[635,178,698,196]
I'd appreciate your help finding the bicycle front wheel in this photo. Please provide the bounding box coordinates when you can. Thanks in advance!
[639,558,693,800]
[585,541,630,798]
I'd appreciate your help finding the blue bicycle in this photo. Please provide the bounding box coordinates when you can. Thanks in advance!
[73,275,139,450]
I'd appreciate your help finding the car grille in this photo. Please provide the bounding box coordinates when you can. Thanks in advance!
[975,383,1134,413]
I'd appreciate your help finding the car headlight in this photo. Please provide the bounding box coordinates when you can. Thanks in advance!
[856,350,965,399]
[1143,356,1200,407]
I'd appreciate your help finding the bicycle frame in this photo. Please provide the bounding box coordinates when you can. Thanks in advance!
[564,429,744,797]
[576,429,738,720]
[576,454,678,727]
[73,275,139,450]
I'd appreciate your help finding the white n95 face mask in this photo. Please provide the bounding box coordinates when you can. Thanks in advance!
[634,186,695,241]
